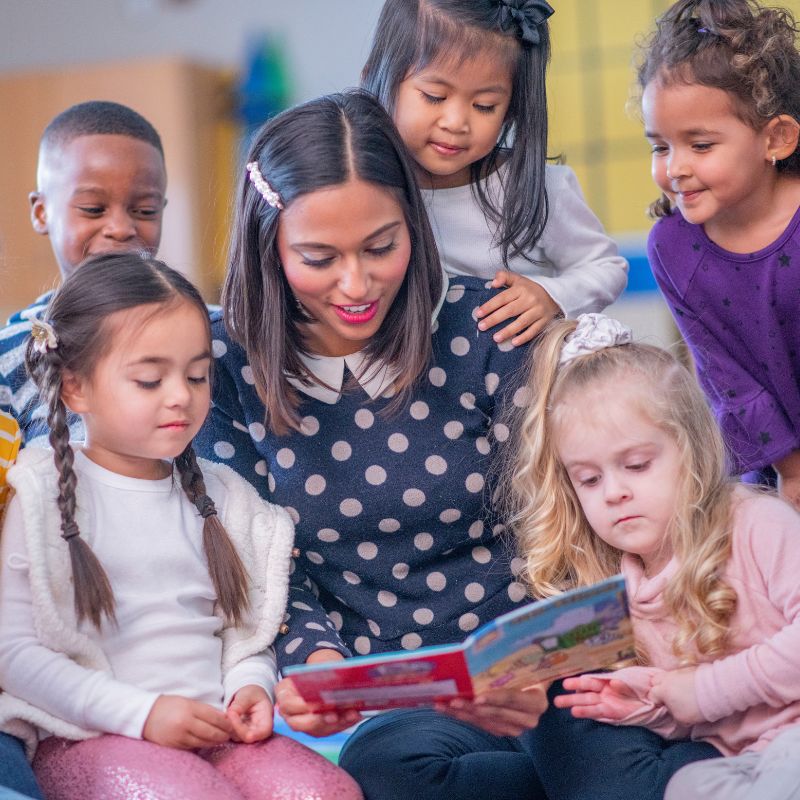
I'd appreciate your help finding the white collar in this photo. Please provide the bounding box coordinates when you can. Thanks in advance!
[287,268,449,404]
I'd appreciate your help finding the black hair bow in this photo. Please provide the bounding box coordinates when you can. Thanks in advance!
[497,0,554,45]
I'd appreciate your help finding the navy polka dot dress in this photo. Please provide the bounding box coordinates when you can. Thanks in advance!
[196,278,532,669]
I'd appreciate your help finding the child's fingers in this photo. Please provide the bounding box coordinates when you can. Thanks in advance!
[490,270,512,289]
[475,289,514,320]
[188,716,234,745]
[226,705,253,742]
[553,691,601,708]
[562,675,609,693]
[192,702,234,734]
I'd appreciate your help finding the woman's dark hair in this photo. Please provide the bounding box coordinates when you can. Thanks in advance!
[638,0,800,217]
[361,0,552,267]
[26,253,249,629]
[225,89,443,435]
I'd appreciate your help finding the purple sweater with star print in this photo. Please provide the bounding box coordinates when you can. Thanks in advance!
[648,208,800,474]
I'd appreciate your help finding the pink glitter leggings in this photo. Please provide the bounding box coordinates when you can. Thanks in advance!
[33,733,363,800]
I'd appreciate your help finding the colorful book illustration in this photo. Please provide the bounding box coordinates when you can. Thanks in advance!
[284,574,635,712]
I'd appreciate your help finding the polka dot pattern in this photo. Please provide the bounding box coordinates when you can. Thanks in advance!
[198,279,530,666]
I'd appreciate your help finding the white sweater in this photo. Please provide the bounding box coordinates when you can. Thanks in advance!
[0,448,295,758]
[423,164,629,318]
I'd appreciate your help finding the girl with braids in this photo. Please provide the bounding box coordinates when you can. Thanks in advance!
[0,253,363,800]
[640,0,800,509]
[361,0,628,347]
[508,314,800,800]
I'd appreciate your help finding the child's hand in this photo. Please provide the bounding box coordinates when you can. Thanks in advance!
[555,675,643,720]
[227,684,274,743]
[143,695,233,749]
[437,682,549,737]
[476,272,560,346]
[649,668,702,725]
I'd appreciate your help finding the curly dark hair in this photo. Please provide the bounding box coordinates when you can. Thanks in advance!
[637,0,800,216]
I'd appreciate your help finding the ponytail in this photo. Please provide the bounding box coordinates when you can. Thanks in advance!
[175,445,250,625]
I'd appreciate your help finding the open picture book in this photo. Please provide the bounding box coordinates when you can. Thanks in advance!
[283,574,635,712]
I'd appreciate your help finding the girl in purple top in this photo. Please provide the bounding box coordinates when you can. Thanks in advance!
[510,313,800,800]
[639,0,800,510]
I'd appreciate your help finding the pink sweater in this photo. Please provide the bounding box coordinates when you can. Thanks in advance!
[589,490,800,756]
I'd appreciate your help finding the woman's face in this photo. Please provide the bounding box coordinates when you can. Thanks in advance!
[276,178,412,357]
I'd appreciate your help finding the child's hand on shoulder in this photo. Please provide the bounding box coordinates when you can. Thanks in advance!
[143,695,233,749]
[476,272,560,346]
[649,667,702,725]
[555,675,643,721]
[227,684,274,743]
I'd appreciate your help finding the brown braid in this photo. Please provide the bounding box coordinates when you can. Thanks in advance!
[36,352,116,628]
[174,444,250,625]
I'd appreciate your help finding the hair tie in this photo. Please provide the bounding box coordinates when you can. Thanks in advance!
[61,520,80,541]
[31,318,59,355]
[497,0,554,46]
[197,495,218,519]
[246,161,284,210]
[559,313,632,367]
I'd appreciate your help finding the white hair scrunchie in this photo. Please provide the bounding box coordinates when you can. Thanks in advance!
[558,313,632,367]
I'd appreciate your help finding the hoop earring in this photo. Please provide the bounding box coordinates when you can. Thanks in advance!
[772,154,777,167]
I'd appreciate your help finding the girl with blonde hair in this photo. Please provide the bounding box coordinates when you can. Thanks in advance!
[510,313,800,799]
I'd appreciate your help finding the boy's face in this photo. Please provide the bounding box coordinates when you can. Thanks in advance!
[30,134,166,278]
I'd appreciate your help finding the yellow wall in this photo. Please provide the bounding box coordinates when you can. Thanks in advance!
[548,0,800,235]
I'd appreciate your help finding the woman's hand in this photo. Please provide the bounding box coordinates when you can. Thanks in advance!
[649,668,702,726]
[275,650,363,737]
[476,272,560,346]
[142,695,233,749]
[227,684,274,743]
[437,683,549,737]
[555,675,643,720]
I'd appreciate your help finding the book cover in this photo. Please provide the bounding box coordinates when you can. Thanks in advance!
[283,575,635,713]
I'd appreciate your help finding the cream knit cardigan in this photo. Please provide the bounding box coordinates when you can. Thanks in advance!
[0,447,295,758]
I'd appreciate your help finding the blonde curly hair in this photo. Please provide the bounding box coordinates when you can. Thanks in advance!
[507,318,739,664]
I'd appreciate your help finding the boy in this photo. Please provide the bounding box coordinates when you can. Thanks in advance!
[0,101,167,446]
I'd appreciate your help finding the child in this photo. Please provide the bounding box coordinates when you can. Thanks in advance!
[0,100,167,448]
[0,253,363,800]
[509,312,800,799]
[639,0,800,509]
[361,0,628,346]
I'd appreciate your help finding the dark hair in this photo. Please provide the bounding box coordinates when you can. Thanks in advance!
[361,0,552,267]
[638,0,800,217]
[26,253,248,629]
[40,100,164,156]
[224,90,443,435]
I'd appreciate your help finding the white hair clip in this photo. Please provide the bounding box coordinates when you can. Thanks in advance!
[30,318,59,355]
[559,313,632,367]
[246,161,284,210]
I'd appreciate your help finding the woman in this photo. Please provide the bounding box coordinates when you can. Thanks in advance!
[196,91,714,800]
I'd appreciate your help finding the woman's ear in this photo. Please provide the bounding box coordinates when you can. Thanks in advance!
[765,114,800,162]
[60,371,89,414]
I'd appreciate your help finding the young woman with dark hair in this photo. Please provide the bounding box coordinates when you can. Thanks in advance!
[197,90,718,800]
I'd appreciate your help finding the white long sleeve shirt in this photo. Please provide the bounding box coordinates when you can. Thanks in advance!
[0,450,291,746]
[423,164,629,318]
